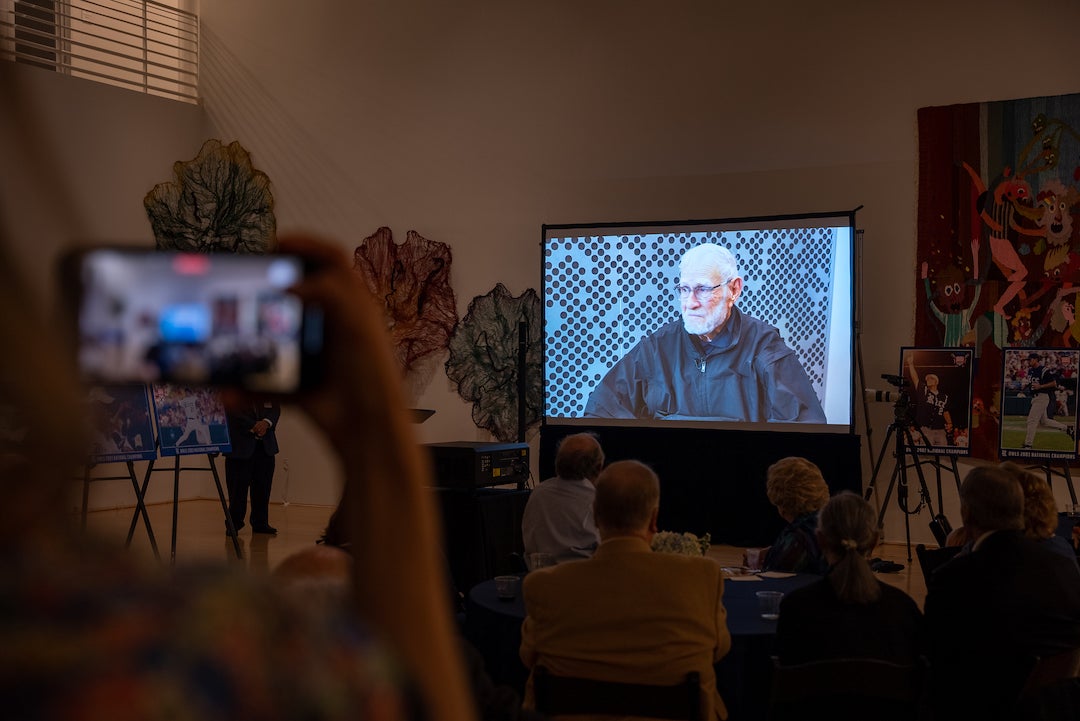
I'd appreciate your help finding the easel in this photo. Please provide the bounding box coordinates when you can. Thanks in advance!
[81,458,160,560]
[128,436,242,564]
[1029,461,1078,505]
[911,451,963,520]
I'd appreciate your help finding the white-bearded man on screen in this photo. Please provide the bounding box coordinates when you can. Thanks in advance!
[583,243,826,422]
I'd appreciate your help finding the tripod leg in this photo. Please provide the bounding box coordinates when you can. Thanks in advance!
[865,424,898,502]
[901,427,939,520]
[876,463,902,529]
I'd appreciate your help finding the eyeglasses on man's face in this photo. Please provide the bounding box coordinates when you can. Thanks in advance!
[674,280,732,301]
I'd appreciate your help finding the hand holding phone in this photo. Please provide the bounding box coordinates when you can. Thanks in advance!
[62,247,324,394]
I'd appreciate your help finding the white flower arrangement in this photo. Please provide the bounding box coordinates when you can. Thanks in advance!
[651,530,711,556]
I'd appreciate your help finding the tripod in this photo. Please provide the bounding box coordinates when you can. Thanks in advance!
[864,390,943,562]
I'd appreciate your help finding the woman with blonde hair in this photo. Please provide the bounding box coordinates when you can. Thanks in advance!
[761,456,831,573]
[946,462,1078,568]
[776,492,924,665]
[1005,461,1078,566]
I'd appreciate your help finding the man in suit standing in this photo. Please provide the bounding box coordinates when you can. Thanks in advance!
[520,459,731,719]
[225,400,281,535]
[925,464,1080,720]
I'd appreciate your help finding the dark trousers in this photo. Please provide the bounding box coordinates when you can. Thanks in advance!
[225,444,275,528]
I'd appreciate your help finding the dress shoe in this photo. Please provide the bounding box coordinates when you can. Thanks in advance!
[252,524,278,535]
[226,520,246,536]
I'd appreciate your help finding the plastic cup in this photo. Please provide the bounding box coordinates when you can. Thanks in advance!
[756,590,783,620]
[528,552,555,571]
[745,547,765,571]
[494,575,520,600]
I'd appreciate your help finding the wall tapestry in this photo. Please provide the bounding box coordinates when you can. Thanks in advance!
[916,92,1080,461]
[352,227,457,374]
[446,284,541,442]
[144,139,276,253]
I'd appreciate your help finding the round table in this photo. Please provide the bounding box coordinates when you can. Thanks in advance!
[465,570,819,719]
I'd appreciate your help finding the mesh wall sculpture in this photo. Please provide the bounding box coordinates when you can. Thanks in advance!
[352,227,458,374]
[144,139,276,253]
[446,284,542,442]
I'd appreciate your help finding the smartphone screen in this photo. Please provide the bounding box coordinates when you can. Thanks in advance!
[70,248,322,393]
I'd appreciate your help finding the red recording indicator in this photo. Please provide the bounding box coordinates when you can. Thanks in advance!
[172,253,210,275]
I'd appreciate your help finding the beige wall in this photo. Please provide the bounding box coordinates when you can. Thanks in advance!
[5,0,1080,541]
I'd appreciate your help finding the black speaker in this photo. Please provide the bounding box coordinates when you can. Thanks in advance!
[435,486,530,594]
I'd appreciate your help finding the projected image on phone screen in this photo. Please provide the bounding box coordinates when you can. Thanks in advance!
[75,251,307,393]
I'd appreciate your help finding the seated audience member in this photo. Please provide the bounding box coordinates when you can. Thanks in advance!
[521,432,603,563]
[520,460,732,720]
[275,545,542,721]
[1008,461,1079,568]
[0,235,475,720]
[943,462,1078,568]
[776,492,924,665]
[924,465,1080,721]
[760,456,830,573]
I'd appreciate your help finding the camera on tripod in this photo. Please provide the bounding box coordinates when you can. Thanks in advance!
[864,374,911,405]
[882,373,908,388]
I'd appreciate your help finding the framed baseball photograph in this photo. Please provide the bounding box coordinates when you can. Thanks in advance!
[900,347,974,456]
[151,384,232,457]
[1000,348,1079,461]
[85,384,158,464]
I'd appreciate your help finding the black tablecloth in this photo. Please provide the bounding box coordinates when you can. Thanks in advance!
[464,570,819,720]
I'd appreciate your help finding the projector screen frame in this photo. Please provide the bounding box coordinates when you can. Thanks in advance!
[540,209,858,435]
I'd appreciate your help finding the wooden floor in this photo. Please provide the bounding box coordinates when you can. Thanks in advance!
[84,499,337,575]
[86,499,930,608]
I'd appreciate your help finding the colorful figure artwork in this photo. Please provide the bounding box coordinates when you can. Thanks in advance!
[445,284,541,442]
[917,93,1080,460]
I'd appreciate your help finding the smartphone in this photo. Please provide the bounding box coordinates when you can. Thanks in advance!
[61,247,324,394]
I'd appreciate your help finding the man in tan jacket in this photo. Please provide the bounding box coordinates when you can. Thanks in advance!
[520,459,731,719]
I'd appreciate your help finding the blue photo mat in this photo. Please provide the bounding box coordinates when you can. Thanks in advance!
[86,384,159,464]
[151,384,232,457]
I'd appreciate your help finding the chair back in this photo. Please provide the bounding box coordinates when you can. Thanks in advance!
[1013,646,1080,721]
[533,665,701,720]
[914,543,960,587]
[768,656,926,721]
[1022,646,1080,695]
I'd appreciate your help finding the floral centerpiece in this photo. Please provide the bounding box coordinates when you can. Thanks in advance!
[651,531,711,556]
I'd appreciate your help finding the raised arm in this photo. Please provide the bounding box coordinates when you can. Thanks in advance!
[279,234,476,721]
[906,352,920,390]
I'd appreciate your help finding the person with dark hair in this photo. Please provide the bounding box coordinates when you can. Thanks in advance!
[760,456,830,573]
[925,465,1080,720]
[521,432,604,563]
[583,243,825,422]
[520,460,731,719]
[1022,351,1074,448]
[224,400,281,535]
[775,492,924,665]
[906,352,952,447]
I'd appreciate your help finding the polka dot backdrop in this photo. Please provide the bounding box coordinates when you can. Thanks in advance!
[544,228,838,417]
